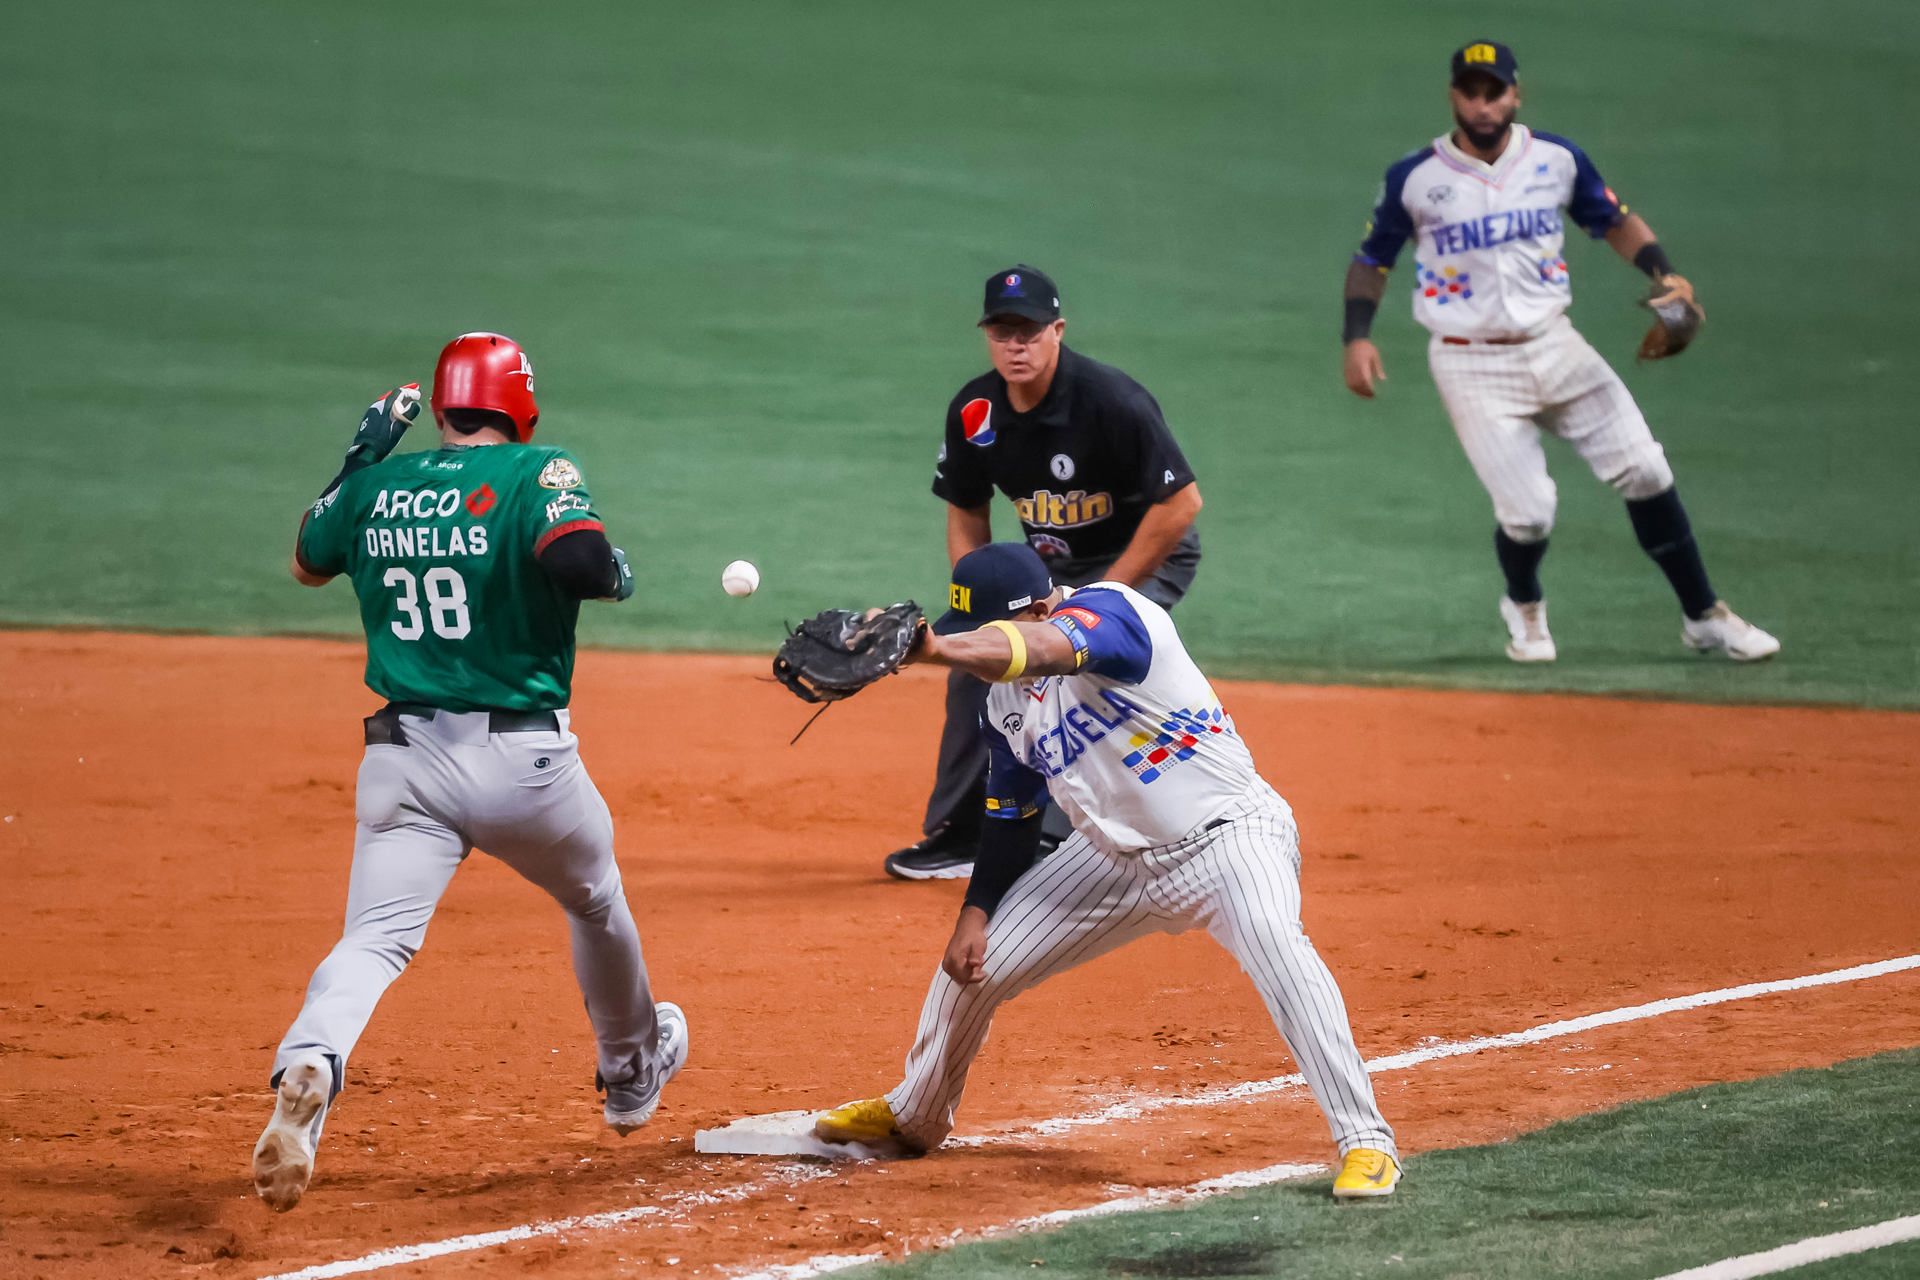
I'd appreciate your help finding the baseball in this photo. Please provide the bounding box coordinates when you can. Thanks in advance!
[721,559,760,598]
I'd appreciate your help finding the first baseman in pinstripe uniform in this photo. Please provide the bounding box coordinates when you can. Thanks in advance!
[1342,40,1779,664]
[813,543,1399,1198]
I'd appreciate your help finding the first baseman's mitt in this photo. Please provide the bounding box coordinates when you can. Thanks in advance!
[773,602,925,704]
[1638,275,1704,361]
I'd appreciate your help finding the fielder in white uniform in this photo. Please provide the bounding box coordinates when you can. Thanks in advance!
[1342,39,1779,664]
[813,543,1399,1198]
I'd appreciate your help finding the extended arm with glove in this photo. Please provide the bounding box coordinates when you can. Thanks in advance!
[1639,274,1705,361]
[772,602,925,704]
[319,384,423,501]
[292,384,423,584]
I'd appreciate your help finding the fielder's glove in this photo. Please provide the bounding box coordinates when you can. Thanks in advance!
[772,602,925,704]
[1638,275,1704,361]
[342,383,423,473]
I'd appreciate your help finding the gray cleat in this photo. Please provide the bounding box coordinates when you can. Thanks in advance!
[600,1002,689,1135]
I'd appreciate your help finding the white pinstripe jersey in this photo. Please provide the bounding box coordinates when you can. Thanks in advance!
[1355,125,1629,341]
[983,583,1258,854]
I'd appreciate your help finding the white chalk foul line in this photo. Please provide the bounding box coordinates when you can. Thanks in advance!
[256,952,1920,1280]
[992,952,1920,1140]
[258,1165,840,1280]
[729,1163,1330,1280]
[1650,1211,1920,1279]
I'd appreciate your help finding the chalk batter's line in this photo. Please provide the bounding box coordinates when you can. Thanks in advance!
[254,953,1920,1280]
[1648,1212,1920,1279]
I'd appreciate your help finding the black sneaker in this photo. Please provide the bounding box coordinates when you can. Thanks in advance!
[883,827,978,880]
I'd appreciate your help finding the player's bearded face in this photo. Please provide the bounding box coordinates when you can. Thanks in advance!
[1450,76,1518,150]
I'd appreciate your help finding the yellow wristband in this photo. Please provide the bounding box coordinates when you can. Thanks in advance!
[983,619,1028,682]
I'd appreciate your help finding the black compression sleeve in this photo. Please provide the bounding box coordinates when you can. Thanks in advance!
[1343,296,1379,343]
[537,527,621,599]
[1633,242,1676,280]
[963,809,1046,918]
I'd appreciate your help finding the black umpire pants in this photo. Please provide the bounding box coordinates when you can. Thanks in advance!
[920,526,1203,845]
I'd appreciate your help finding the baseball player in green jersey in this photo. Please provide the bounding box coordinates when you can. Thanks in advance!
[252,333,688,1212]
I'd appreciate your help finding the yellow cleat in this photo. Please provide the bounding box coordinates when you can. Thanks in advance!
[1331,1147,1400,1199]
[813,1097,903,1146]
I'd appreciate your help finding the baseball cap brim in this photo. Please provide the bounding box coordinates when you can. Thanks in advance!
[978,299,1059,325]
[930,606,977,635]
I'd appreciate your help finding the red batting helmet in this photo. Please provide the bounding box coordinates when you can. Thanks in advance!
[431,332,539,441]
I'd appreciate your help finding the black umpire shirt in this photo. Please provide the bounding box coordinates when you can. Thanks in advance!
[931,345,1196,565]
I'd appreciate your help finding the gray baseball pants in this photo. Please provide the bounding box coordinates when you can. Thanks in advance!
[271,708,661,1092]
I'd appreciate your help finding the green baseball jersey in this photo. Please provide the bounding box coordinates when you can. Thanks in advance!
[299,442,611,711]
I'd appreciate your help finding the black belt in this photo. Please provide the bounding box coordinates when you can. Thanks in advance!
[365,702,562,747]
[1204,816,1232,832]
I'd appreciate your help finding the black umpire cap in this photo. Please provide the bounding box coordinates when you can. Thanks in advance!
[980,264,1061,325]
[1451,40,1518,86]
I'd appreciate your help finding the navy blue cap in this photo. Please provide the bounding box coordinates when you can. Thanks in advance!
[933,543,1055,635]
[1451,39,1518,86]
[980,264,1061,325]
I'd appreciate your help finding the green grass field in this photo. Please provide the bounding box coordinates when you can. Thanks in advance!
[3,0,1915,706]
[863,1048,1920,1280]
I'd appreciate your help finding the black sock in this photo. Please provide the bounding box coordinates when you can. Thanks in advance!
[1626,487,1717,619]
[1494,528,1548,603]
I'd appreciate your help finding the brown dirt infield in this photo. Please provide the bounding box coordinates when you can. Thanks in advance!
[3,631,1917,1280]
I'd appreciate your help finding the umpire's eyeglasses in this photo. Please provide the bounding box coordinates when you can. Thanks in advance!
[982,320,1056,345]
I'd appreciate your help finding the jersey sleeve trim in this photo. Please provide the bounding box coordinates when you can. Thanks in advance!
[1533,131,1628,238]
[292,528,332,578]
[533,517,605,556]
[984,724,1049,820]
[1047,587,1153,684]
[1354,146,1433,269]
[984,793,1045,819]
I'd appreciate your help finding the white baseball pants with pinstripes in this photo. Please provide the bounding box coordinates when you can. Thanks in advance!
[1428,315,1674,544]
[884,782,1395,1159]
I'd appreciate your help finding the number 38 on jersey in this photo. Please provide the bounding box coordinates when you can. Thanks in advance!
[384,566,471,641]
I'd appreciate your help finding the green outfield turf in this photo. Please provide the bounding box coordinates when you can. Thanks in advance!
[3,1,1915,705]
[861,1047,1920,1280]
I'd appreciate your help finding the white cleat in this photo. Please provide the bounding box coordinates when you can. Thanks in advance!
[253,1053,332,1212]
[1499,596,1556,662]
[602,1001,690,1136]
[1682,601,1781,662]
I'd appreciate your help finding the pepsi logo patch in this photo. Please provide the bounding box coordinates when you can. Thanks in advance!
[1055,606,1102,629]
[961,398,995,446]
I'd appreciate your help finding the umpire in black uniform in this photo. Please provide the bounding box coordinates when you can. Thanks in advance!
[885,264,1204,879]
